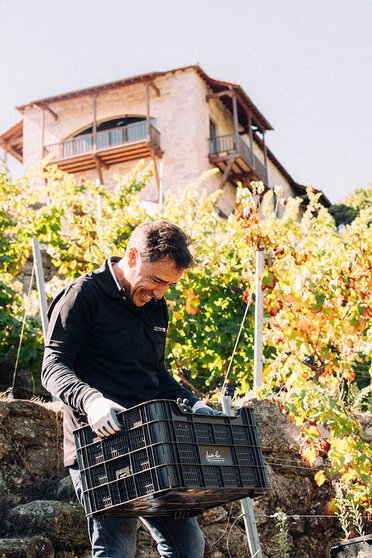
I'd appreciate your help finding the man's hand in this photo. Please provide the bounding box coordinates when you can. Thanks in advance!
[85,393,126,437]
[193,404,225,416]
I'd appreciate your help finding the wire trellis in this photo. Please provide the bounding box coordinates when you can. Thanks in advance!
[8,263,35,399]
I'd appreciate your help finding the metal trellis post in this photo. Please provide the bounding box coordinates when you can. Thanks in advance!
[253,247,265,389]
[220,395,263,558]
[32,238,49,342]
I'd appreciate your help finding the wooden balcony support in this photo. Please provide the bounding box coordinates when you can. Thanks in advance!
[262,131,269,186]
[248,113,254,169]
[93,153,109,170]
[219,155,236,189]
[41,107,45,159]
[209,133,268,186]
[35,102,58,160]
[232,92,240,152]
[146,83,151,140]
[92,94,97,151]
[93,154,108,185]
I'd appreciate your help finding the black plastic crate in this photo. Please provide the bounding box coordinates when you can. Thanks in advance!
[329,534,372,557]
[73,399,268,518]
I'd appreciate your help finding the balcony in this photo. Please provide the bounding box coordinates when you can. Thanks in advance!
[44,121,162,173]
[209,134,267,185]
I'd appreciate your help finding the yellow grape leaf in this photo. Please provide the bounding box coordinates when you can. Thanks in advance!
[314,470,328,487]
[302,446,318,468]
[172,311,183,322]
[296,314,316,333]
[185,288,201,315]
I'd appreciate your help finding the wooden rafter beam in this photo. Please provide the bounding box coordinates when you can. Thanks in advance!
[0,140,23,162]
[206,89,235,102]
[143,79,160,97]
[33,103,58,121]
[150,81,160,97]
[3,135,23,146]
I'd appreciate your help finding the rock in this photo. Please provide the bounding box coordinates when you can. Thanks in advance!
[199,506,229,526]
[5,500,88,551]
[235,398,303,456]
[0,399,64,514]
[56,475,76,501]
[0,536,54,557]
[55,552,92,558]
[270,474,312,515]
[203,520,248,558]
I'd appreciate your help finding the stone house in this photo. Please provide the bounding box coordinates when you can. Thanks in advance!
[0,64,330,215]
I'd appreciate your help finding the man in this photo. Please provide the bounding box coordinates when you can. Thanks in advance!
[42,220,220,558]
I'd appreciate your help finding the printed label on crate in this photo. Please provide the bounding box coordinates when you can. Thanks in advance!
[199,445,233,466]
[205,450,225,464]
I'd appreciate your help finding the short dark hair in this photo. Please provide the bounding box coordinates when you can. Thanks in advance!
[127,220,193,270]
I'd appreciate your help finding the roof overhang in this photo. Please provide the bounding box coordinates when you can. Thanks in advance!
[194,66,273,133]
[15,64,273,133]
[0,119,23,162]
[16,71,165,113]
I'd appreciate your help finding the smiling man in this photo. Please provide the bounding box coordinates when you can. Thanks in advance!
[42,220,220,558]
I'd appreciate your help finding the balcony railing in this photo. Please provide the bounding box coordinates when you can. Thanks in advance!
[44,121,160,160]
[209,134,267,184]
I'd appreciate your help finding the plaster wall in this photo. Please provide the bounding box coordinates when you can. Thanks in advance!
[23,107,44,168]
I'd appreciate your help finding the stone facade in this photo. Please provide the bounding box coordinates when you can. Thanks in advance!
[20,67,301,217]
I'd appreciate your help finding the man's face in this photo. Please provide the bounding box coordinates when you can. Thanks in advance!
[126,250,184,307]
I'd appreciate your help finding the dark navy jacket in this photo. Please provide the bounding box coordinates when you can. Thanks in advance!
[42,258,198,466]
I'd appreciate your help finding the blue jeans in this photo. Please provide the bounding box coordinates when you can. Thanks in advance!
[70,467,205,557]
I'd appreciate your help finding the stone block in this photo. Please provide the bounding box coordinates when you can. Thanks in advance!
[0,536,54,558]
[5,500,88,551]
[56,475,76,501]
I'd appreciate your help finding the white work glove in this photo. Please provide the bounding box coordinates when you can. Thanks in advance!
[85,393,126,437]
[192,402,225,416]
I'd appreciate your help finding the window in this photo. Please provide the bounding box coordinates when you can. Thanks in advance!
[209,119,216,138]
[209,119,217,154]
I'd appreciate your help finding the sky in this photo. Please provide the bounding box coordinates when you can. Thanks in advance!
[0,0,371,204]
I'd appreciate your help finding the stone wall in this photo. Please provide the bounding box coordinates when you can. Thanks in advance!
[22,67,297,218]
[0,396,358,557]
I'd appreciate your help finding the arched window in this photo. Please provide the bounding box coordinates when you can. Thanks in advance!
[63,116,157,156]
[74,116,156,137]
